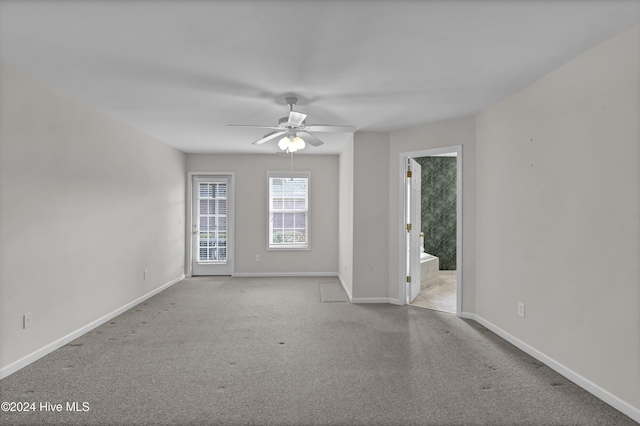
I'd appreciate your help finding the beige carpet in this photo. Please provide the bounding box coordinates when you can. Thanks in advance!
[0,276,636,426]
[318,281,348,302]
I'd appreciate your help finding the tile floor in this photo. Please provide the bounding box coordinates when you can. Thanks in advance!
[410,272,457,314]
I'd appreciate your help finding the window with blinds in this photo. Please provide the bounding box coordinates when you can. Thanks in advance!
[268,172,310,250]
[198,181,227,262]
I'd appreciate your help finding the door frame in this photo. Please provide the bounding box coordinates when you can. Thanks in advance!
[398,145,462,315]
[186,171,235,277]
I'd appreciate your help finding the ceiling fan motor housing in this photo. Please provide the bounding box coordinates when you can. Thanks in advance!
[278,116,305,128]
[278,117,290,126]
[285,96,298,108]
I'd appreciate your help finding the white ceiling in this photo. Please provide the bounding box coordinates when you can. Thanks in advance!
[1,1,638,154]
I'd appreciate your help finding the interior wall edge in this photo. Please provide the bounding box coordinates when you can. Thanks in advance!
[337,273,353,302]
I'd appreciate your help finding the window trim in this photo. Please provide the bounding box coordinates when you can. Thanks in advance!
[266,171,311,251]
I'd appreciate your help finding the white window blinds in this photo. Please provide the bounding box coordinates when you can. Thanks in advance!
[198,181,228,262]
[268,172,310,249]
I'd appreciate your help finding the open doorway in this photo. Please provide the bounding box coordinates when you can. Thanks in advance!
[401,146,462,315]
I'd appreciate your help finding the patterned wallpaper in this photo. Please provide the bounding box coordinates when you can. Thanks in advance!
[415,156,457,270]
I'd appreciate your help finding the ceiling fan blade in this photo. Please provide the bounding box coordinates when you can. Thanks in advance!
[304,124,356,133]
[288,111,307,127]
[299,131,324,147]
[227,124,282,130]
[253,130,286,145]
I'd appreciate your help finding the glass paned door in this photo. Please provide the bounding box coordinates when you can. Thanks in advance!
[192,175,232,275]
[198,182,227,262]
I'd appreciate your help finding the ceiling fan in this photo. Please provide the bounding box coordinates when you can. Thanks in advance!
[227,97,356,153]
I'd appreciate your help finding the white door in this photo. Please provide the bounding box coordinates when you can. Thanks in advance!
[407,159,422,303]
[191,175,232,275]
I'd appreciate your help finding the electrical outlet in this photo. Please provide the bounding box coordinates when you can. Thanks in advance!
[144,270,149,280]
[518,302,525,318]
[255,255,260,262]
[23,313,32,329]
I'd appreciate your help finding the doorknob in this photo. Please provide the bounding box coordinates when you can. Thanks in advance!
[193,225,199,235]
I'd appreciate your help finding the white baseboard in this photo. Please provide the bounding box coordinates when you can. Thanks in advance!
[336,274,396,304]
[460,312,640,423]
[232,272,339,278]
[0,274,185,380]
[337,274,353,302]
[350,297,393,304]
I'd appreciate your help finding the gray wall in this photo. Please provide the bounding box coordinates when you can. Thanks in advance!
[340,22,638,416]
[338,137,354,297]
[0,62,186,374]
[474,23,639,409]
[389,116,477,306]
[186,154,339,276]
[352,132,390,300]
[341,120,476,304]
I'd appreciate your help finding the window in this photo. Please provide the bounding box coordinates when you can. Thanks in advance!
[268,172,310,250]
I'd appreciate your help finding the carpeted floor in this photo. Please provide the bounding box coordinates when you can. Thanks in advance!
[1,276,637,426]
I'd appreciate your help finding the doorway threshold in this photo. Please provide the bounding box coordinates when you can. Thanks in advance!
[409,272,457,314]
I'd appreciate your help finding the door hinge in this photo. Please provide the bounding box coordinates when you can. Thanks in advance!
[407,170,412,178]
[406,223,412,232]
[406,276,411,283]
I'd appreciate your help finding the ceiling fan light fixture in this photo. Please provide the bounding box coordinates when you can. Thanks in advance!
[278,135,306,153]
[278,136,291,151]
[293,136,305,150]
[228,95,355,149]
